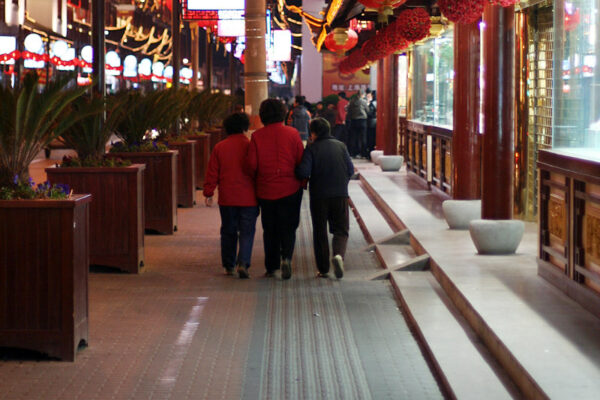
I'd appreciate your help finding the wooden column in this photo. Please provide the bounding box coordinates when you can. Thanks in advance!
[172,0,181,90]
[482,4,515,219]
[244,0,268,117]
[91,0,105,97]
[383,54,399,155]
[190,23,199,91]
[452,22,481,200]
[376,59,386,151]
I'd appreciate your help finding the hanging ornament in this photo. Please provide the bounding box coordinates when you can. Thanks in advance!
[358,0,408,23]
[438,0,485,24]
[324,28,359,56]
[490,0,519,6]
[396,8,431,43]
[339,49,369,74]
[362,37,390,62]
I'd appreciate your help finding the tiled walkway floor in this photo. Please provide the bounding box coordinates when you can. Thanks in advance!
[1,187,442,399]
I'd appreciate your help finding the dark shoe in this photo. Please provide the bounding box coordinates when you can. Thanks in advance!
[225,268,234,276]
[281,259,292,280]
[264,271,275,278]
[237,264,249,279]
[316,272,329,278]
[332,255,344,279]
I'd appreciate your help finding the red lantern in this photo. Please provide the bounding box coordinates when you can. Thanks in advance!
[339,49,369,74]
[490,0,519,6]
[362,37,390,62]
[218,36,236,44]
[324,28,359,56]
[438,0,485,24]
[396,8,431,43]
[358,0,407,23]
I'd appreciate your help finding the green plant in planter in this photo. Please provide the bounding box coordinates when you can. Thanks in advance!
[59,94,126,165]
[187,90,233,131]
[155,88,194,141]
[111,89,188,152]
[0,73,90,188]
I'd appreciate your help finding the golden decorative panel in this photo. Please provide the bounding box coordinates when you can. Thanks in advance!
[584,209,600,265]
[408,139,413,163]
[435,147,441,177]
[421,143,426,166]
[548,195,566,242]
[444,150,452,183]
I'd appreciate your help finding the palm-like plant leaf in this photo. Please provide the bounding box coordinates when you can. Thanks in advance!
[0,73,89,187]
[60,94,123,161]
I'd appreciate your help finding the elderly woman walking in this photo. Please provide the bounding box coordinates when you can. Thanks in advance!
[246,99,305,280]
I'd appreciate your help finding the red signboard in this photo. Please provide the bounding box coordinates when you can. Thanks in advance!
[322,52,371,97]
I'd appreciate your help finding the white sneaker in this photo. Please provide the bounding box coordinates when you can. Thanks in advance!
[332,255,344,279]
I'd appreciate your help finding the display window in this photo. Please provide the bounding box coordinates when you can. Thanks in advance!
[553,0,600,157]
[410,28,454,128]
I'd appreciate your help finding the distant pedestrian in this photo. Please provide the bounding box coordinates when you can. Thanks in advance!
[287,95,311,141]
[246,99,305,279]
[347,89,369,158]
[333,92,349,144]
[366,90,377,157]
[295,118,354,279]
[204,112,259,279]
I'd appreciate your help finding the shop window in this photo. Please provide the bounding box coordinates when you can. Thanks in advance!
[410,28,454,128]
[553,0,600,155]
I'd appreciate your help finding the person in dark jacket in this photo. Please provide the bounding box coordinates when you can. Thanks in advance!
[366,90,377,157]
[204,112,259,279]
[287,95,311,141]
[295,118,355,279]
[347,89,370,158]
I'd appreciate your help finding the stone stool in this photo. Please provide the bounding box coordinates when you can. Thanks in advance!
[442,200,481,230]
[370,150,384,165]
[379,155,404,172]
[469,219,525,255]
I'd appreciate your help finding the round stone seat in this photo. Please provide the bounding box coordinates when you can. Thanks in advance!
[469,219,525,255]
[370,150,384,165]
[379,155,404,172]
[442,200,481,230]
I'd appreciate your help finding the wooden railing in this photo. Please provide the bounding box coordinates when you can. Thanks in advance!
[538,149,600,317]
[404,120,453,196]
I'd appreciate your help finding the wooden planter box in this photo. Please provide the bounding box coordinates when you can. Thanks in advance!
[0,195,91,361]
[168,141,196,207]
[108,151,178,234]
[46,165,145,273]
[187,134,210,189]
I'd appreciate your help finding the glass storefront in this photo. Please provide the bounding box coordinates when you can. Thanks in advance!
[410,28,454,128]
[553,0,600,157]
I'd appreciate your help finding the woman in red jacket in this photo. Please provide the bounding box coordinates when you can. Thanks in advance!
[246,99,305,279]
[204,113,259,279]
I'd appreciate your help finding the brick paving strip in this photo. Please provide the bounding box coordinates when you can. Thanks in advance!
[0,190,442,400]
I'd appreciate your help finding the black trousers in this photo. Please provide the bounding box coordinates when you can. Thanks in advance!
[258,189,303,273]
[309,197,349,274]
[349,119,368,157]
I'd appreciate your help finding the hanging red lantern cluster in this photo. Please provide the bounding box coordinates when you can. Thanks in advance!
[324,28,359,56]
[565,8,580,32]
[361,37,391,62]
[218,36,236,44]
[438,0,485,24]
[396,8,431,42]
[358,0,408,23]
[339,50,369,74]
[439,0,520,25]
[0,50,93,68]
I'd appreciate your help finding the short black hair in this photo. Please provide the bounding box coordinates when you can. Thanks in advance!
[259,98,288,125]
[310,118,331,138]
[338,91,347,99]
[223,112,250,135]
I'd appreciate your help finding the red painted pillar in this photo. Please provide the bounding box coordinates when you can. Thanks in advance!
[452,22,481,200]
[376,59,386,151]
[482,4,515,219]
[384,54,399,155]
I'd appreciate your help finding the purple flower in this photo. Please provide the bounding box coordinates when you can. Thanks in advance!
[28,177,35,187]
[13,175,18,185]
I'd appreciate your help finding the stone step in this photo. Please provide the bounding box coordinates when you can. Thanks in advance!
[390,271,517,400]
[348,180,395,244]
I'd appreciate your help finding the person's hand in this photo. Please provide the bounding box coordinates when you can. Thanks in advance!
[205,197,214,207]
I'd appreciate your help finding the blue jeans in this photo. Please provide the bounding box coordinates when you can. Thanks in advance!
[219,206,260,270]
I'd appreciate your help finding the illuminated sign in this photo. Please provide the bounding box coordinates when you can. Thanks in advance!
[182,0,244,20]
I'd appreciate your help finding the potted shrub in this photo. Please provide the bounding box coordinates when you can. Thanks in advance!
[158,89,197,208]
[107,90,178,234]
[0,73,91,361]
[46,95,146,274]
[185,90,232,188]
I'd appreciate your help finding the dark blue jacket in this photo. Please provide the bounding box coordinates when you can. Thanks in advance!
[295,135,354,199]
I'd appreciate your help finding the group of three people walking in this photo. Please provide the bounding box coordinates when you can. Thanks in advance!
[203,98,355,280]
